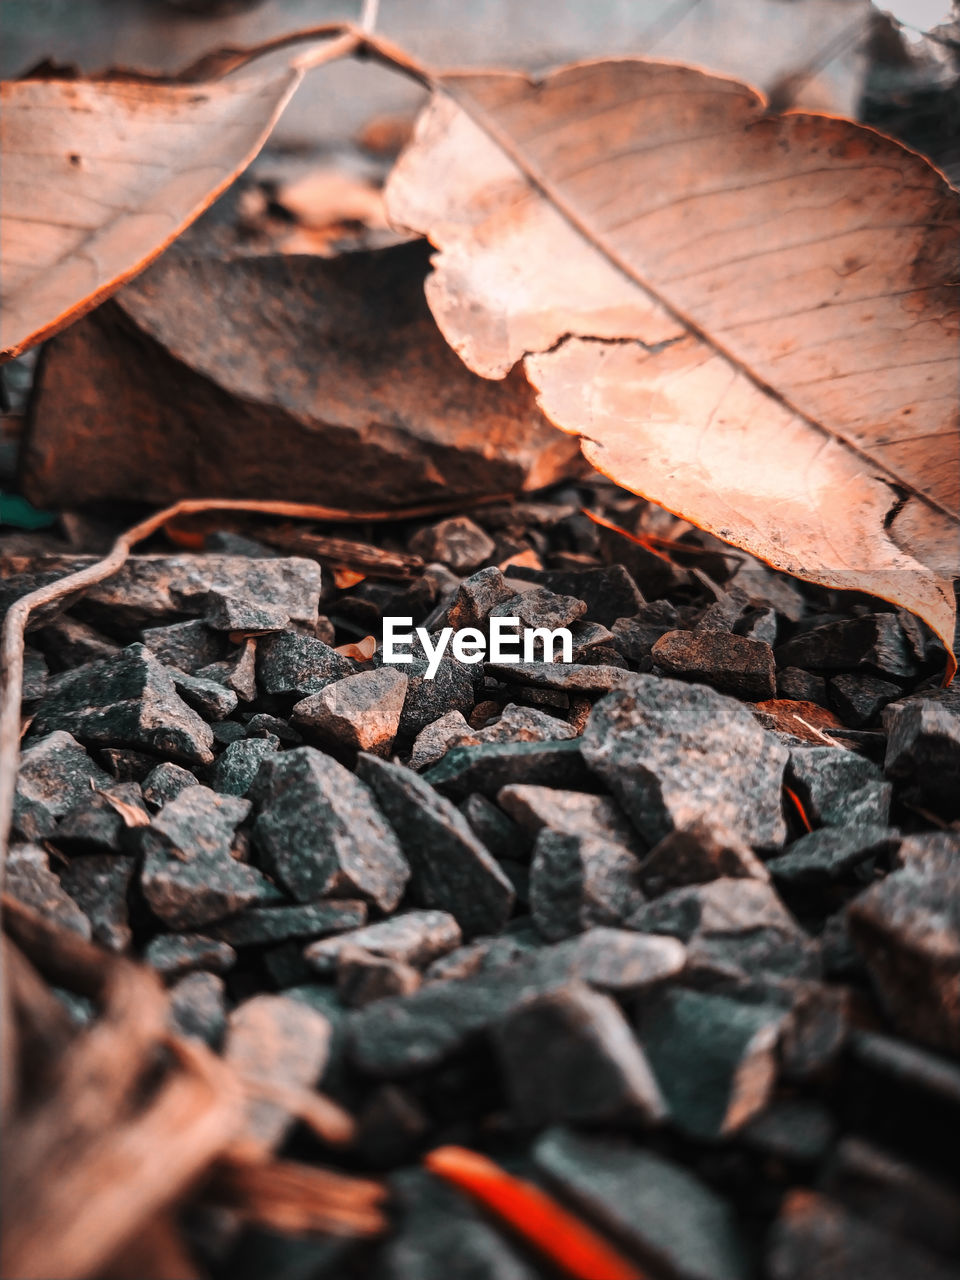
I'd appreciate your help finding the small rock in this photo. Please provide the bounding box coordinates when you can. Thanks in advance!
[424,739,593,802]
[203,591,289,634]
[610,605,680,663]
[252,747,409,909]
[883,691,960,817]
[767,826,900,886]
[775,613,916,678]
[212,720,248,745]
[36,616,120,668]
[741,1099,836,1163]
[337,944,423,1007]
[141,761,197,808]
[637,988,785,1139]
[777,667,829,706]
[409,516,495,572]
[224,994,331,1152]
[197,636,257,702]
[292,668,407,757]
[30,643,214,766]
[497,783,642,853]
[57,854,135,951]
[529,830,643,941]
[143,931,237,980]
[629,876,801,942]
[496,983,665,1125]
[211,899,367,947]
[506,564,644,627]
[639,821,770,896]
[582,675,788,847]
[489,587,586,631]
[256,630,355,701]
[244,712,301,743]
[305,910,462,976]
[141,618,226,673]
[169,669,239,720]
[409,710,474,770]
[532,1128,750,1280]
[484,661,632,694]
[12,730,113,840]
[652,629,776,701]
[357,754,515,937]
[459,792,528,862]
[787,746,891,828]
[473,702,578,744]
[208,734,279,796]
[396,655,476,740]
[829,672,901,727]
[169,970,226,1047]
[445,566,516,630]
[53,781,148,853]
[5,844,91,938]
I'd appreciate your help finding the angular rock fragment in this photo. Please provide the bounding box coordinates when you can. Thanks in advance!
[256,631,355,701]
[252,748,409,909]
[348,928,685,1076]
[529,830,643,941]
[445,566,516,630]
[497,783,642,854]
[829,672,900,727]
[882,691,960,817]
[169,669,239,720]
[652,628,777,700]
[767,826,900,886]
[203,591,289,634]
[459,792,528,862]
[141,618,226,673]
[775,613,917,678]
[36,615,121,669]
[409,516,495,572]
[396,656,476,739]
[767,1190,956,1280]
[489,586,586,632]
[143,931,236,980]
[141,761,197,808]
[506,564,644,627]
[197,636,257,702]
[52,781,148,853]
[777,667,829,706]
[484,661,632,694]
[12,730,113,840]
[292,668,407,757]
[424,739,593,802]
[847,856,960,1053]
[337,945,423,1007]
[637,988,785,1139]
[29,644,214,765]
[357,755,515,937]
[5,845,91,939]
[169,971,226,1047]
[496,983,665,1124]
[639,821,770,896]
[223,994,331,1152]
[305,910,462,977]
[740,1099,836,1164]
[409,710,474,771]
[533,1128,750,1280]
[208,734,279,796]
[58,854,135,951]
[211,899,367,947]
[786,746,891,828]
[582,675,788,847]
[610,605,680,663]
[472,702,578,744]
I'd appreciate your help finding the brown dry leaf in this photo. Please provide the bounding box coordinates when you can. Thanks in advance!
[93,783,151,829]
[385,60,960,671]
[0,25,357,360]
[335,635,377,659]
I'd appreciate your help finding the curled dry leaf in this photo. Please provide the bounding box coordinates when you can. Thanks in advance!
[0,24,357,360]
[385,60,960,672]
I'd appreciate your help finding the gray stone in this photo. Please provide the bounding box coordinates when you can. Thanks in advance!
[337,945,423,1007]
[224,994,331,1152]
[12,730,113,840]
[197,636,257,702]
[473,701,578,744]
[52,781,148,853]
[639,821,770,896]
[777,667,828,706]
[203,591,289,633]
[141,761,197,808]
[787,746,891,828]
[424,739,592,802]
[356,755,515,938]
[637,988,785,1139]
[506,564,644,627]
[496,983,665,1125]
[489,586,586,633]
[5,844,91,939]
[767,826,901,885]
[57,854,135,951]
[496,783,642,853]
[36,616,120,668]
[530,830,644,941]
[292,668,407,757]
[652,628,776,701]
[459,792,528,862]
[484,661,632,694]
[256,630,355,701]
[141,618,225,674]
[397,655,475,739]
[208,734,279,797]
[533,1128,750,1280]
[829,672,901,727]
[143,931,237,980]
[775,613,917,678]
[445,566,516,630]
[170,669,239,720]
[582,675,788,847]
[244,712,301,743]
[211,899,366,947]
[409,516,495,572]
[29,644,214,765]
[252,747,409,909]
[883,691,960,817]
[348,928,685,1076]
[305,909,461,976]
[409,710,474,770]
[168,970,226,1047]
[741,1099,836,1163]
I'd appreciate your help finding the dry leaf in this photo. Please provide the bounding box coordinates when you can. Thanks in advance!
[385,59,960,670]
[93,784,151,829]
[0,26,356,360]
[335,635,377,659]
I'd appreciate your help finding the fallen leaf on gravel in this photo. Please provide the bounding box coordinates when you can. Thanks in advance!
[386,58,960,671]
[0,25,356,359]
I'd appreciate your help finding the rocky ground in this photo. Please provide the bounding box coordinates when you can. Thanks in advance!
[3,478,960,1279]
